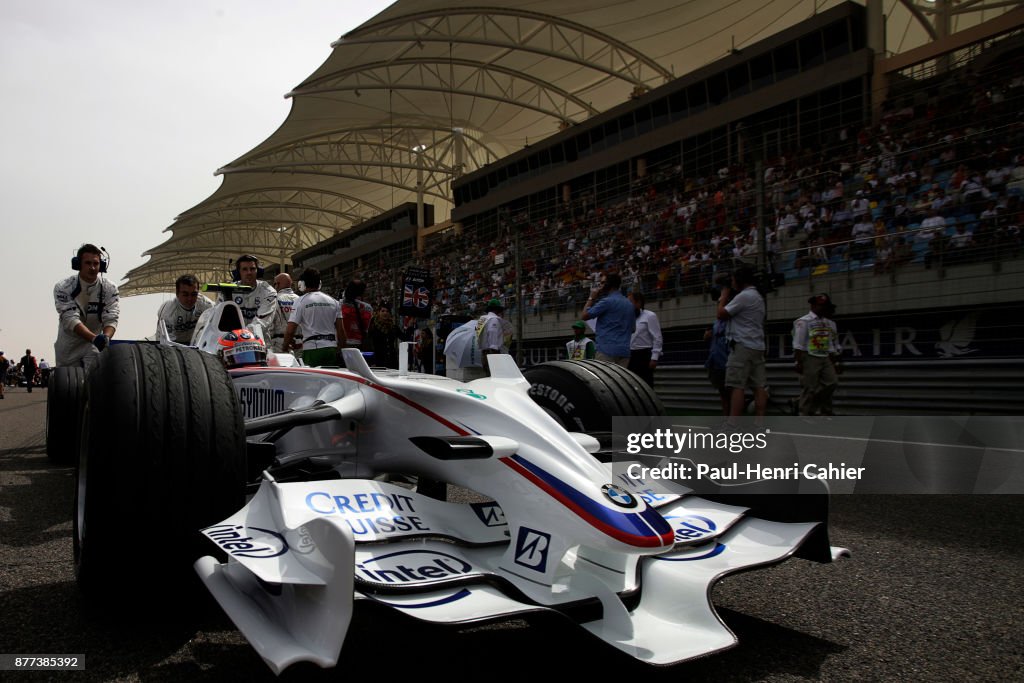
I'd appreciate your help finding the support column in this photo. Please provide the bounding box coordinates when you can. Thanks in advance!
[416,151,425,230]
[867,0,889,124]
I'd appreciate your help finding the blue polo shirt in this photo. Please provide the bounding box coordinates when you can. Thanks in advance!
[588,290,635,357]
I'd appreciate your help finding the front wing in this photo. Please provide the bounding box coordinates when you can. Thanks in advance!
[195,472,822,674]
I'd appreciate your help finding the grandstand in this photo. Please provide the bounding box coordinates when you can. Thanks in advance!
[128,1,1024,413]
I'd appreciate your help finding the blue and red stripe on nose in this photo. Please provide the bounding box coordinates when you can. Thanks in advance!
[500,455,674,549]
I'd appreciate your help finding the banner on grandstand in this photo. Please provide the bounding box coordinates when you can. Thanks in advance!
[399,267,433,319]
[517,303,1024,365]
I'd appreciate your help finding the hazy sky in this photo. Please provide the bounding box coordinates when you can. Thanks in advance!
[1,0,393,362]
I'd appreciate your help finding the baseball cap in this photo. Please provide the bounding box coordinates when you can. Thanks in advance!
[572,321,586,330]
[808,293,832,305]
[486,298,504,311]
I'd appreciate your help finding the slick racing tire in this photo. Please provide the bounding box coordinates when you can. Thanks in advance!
[524,360,664,436]
[74,344,246,606]
[46,366,86,466]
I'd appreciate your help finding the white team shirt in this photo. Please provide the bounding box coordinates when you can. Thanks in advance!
[288,291,341,349]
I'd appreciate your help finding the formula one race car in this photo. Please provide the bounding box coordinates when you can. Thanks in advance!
[66,296,843,674]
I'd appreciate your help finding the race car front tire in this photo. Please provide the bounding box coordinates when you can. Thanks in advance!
[74,343,246,604]
[524,359,664,436]
[46,365,86,465]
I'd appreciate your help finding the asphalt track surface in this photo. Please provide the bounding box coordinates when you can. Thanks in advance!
[1,387,1022,682]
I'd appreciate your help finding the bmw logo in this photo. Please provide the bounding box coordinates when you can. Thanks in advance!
[601,483,637,508]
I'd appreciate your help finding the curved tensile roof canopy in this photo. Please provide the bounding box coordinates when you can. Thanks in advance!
[124,0,1024,294]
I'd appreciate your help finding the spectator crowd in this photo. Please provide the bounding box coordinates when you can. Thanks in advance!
[334,50,1023,319]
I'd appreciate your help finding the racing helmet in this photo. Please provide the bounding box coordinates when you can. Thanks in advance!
[218,329,267,368]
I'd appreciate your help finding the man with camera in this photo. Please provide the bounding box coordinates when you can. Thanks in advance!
[716,266,767,418]
[582,272,635,367]
[53,243,120,370]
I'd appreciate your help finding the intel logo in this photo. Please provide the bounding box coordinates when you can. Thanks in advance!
[203,524,288,558]
[664,514,717,542]
[356,549,472,585]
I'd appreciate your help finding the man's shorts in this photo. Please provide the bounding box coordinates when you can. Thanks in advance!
[724,343,767,389]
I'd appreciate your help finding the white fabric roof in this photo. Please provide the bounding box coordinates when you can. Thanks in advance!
[124,0,1024,294]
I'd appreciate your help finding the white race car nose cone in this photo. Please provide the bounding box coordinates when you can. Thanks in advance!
[601,483,637,508]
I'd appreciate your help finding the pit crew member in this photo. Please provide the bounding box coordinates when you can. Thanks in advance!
[53,243,119,370]
[156,274,213,344]
[282,268,343,367]
[271,272,301,353]
[221,254,279,334]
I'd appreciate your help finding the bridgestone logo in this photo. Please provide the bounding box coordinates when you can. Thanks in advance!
[528,383,575,414]
[238,387,285,418]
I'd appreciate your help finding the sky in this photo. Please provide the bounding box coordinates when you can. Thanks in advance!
[0,0,394,363]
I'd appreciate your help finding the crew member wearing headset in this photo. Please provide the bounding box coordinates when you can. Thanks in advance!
[282,268,342,367]
[220,254,280,335]
[53,243,120,369]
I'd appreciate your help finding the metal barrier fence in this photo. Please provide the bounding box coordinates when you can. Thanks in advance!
[655,359,1024,415]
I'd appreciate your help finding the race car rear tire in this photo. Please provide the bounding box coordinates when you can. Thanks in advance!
[74,343,246,606]
[524,360,664,436]
[46,366,86,465]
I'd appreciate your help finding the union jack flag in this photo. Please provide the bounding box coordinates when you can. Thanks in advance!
[403,284,430,309]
